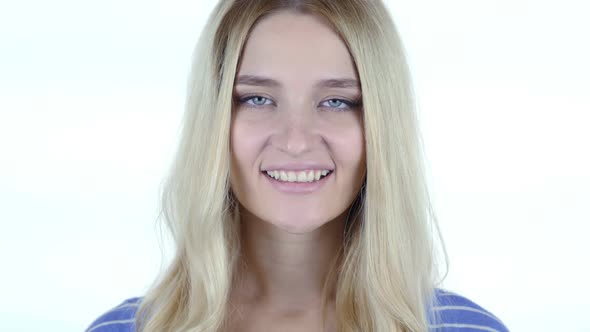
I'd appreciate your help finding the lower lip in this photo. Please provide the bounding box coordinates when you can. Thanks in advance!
[263,172,332,194]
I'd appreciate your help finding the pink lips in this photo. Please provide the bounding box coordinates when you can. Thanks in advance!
[261,162,334,172]
[263,171,332,194]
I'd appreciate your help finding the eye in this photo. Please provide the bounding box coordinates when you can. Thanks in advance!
[239,95,274,107]
[319,98,360,111]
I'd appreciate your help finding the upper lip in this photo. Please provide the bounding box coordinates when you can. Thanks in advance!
[261,162,335,172]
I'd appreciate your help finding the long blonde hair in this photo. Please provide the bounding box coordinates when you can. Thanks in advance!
[136,1,446,331]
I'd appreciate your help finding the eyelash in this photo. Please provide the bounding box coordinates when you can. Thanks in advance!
[235,95,361,111]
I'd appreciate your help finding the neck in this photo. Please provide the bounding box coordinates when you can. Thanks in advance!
[233,208,344,310]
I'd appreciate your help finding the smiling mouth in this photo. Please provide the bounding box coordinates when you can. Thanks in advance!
[261,169,333,194]
[261,169,334,183]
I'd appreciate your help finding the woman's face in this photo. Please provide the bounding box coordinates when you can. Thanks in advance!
[230,11,366,234]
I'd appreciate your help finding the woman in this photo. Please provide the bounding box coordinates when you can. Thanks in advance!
[87,0,509,331]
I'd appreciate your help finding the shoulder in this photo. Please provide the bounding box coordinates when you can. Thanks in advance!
[428,288,510,332]
[85,297,142,332]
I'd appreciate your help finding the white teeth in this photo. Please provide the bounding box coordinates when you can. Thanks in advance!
[296,172,305,182]
[307,170,315,182]
[264,169,332,183]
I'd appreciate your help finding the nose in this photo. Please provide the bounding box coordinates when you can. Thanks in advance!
[274,108,317,157]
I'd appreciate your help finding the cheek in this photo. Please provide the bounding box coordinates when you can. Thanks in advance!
[230,118,266,184]
[340,134,366,182]
[327,116,366,171]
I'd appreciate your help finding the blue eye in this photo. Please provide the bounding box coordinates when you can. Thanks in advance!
[235,95,361,111]
[320,98,359,111]
[328,99,344,107]
[240,95,273,107]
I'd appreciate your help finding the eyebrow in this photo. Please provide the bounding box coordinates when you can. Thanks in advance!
[235,75,360,89]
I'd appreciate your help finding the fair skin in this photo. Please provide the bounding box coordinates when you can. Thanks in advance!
[228,11,365,331]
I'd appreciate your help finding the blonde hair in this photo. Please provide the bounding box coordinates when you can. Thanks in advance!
[136,0,447,331]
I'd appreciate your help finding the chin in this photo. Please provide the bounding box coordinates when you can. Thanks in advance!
[238,202,345,235]
[266,213,334,234]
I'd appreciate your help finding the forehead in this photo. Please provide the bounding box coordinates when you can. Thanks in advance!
[237,11,357,81]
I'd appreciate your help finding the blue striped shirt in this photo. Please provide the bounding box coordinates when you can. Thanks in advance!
[86,289,509,332]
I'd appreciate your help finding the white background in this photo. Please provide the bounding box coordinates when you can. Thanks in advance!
[1,0,588,331]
